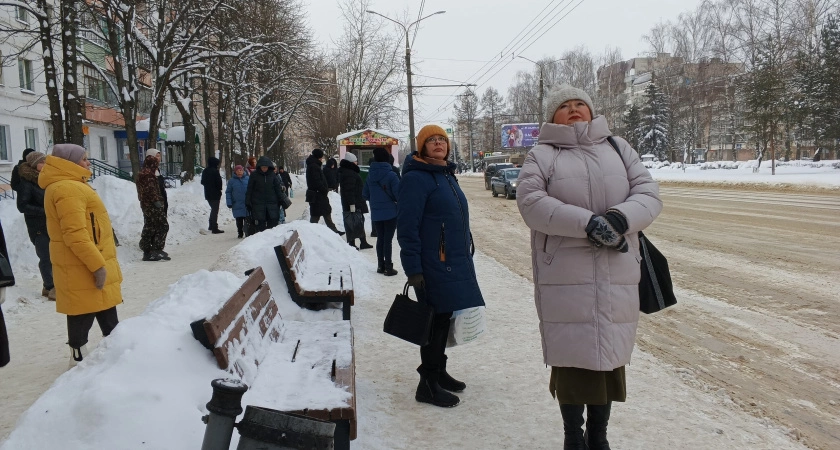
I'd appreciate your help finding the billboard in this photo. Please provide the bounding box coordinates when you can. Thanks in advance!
[501,123,539,148]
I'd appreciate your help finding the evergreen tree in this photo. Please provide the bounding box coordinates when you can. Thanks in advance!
[742,36,785,168]
[623,104,643,150]
[820,15,840,157]
[638,82,671,160]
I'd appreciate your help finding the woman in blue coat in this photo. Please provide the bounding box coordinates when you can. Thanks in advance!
[397,124,485,408]
[363,147,400,276]
[226,165,250,238]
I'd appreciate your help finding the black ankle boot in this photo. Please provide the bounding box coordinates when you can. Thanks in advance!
[383,262,398,276]
[359,241,373,250]
[584,403,612,450]
[438,355,465,392]
[376,258,385,274]
[560,404,586,450]
[415,366,460,407]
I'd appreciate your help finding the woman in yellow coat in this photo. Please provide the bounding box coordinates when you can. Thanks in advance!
[39,144,123,365]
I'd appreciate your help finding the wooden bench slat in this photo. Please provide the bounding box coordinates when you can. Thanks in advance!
[204,267,265,344]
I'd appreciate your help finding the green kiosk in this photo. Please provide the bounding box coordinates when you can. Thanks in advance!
[336,129,401,183]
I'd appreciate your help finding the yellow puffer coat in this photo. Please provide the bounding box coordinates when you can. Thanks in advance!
[39,156,123,315]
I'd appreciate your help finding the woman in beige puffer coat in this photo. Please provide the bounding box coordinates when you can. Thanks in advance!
[517,84,662,450]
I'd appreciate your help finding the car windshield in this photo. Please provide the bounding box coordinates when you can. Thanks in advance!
[505,169,520,179]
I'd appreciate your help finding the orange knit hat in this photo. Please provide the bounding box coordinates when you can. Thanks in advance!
[416,124,450,159]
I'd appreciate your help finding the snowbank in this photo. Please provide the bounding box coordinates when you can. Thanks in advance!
[1,220,363,449]
[650,160,840,189]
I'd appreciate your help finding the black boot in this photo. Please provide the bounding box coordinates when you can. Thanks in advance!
[142,251,161,262]
[560,404,586,450]
[415,366,460,407]
[382,262,398,277]
[584,403,612,450]
[438,355,465,392]
[376,258,385,274]
[359,240,373,250]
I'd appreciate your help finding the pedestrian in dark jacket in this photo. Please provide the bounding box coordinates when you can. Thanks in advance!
[138,151,170,260]
[15,152,55,298]
[338,153,372,249]
[278,166,293,193]
[305,149,343,235]
[201,156,224,234]
[324,157,339,192]
[226,165,250,238]
[245,157,289,233]
[10,148,36,192]
[389,154,402,179]
[397,124,485,408]
[363,147,399,275]
[1,218,12,367]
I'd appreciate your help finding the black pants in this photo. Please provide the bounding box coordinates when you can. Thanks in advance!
[235,217,245,236]
[67,306,119,349]
[310,214,340,233]
[373,218,397,263]
[26,223,54,290]
[207,198,221,231]
[416,287,453,371]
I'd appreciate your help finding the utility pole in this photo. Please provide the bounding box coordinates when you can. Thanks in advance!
[517,56,566,128]
[366,9,446,154]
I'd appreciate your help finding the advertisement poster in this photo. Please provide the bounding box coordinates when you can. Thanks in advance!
[501,123,539,148]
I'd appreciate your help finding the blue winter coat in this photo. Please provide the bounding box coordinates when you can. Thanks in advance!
[225,173,250,218]
[363,162,400,221]
[397,153,485,313]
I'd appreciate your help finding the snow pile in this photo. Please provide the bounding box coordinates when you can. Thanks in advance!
[650,160,840,189]
[0,270,239,449]
[701,161,745,170]
[0,200,41,279]
[91,175,233,262]
[1,219,360,450]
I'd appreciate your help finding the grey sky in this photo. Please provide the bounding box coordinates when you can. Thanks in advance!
[304,0,704,135]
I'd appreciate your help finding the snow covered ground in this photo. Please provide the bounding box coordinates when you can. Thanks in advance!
[0,169,817,449]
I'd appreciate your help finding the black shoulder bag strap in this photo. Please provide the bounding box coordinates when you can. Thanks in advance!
[606,136,623,162]
[380,182,397,204]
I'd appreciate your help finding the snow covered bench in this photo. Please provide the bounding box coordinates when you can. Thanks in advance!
[275,230,354,320]
[193,267,357,448]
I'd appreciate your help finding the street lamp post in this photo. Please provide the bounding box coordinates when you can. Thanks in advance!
[366,9,445,153]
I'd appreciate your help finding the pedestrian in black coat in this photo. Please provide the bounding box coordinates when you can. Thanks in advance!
[9,148,36,192]
[324,157,339,192]
[15,152,54,298]
[246,156,289,233]
[305,149,343,235]
[277,166,293,193]
[338,153,371,249]
[200,156,224,233]
[1,218,12,367]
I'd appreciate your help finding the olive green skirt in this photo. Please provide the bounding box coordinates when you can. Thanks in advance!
[549,366,626,405]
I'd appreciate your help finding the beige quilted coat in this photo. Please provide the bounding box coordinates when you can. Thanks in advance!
[516,116,662,371]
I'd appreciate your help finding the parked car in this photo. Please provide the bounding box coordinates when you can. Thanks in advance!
[484,163,514,190]
[490,168,520,199]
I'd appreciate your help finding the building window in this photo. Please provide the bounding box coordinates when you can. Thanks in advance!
[86,75,107,102]
[0,125,10,161]
[99,136,108,161]
[18,59,33,91]
[16,6,28,23]
[25,128,38,151]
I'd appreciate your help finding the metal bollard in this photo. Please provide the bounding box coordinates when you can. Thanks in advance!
[201,378,249,450]
[236,406,335,450]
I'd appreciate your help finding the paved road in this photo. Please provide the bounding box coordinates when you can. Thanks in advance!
[460,177,840,450]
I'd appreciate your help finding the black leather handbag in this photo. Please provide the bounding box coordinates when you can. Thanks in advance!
[638,232,677,314]
[383,283,434,346]
[0,251,15,288]
[606,136,676,314]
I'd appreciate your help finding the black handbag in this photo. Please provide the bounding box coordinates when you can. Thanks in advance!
[605,136,676,314]
[0,252,15,288]
[280,195,292,210]
[383,283,434,346]
[638,232,677,314]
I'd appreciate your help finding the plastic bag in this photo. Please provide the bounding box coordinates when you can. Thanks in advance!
[446,306,486,347]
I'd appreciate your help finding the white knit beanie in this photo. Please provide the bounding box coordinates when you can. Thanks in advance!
[544,84,595,123]
[343,152,357,163]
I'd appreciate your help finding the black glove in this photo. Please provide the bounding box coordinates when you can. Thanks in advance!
[585,215,628,253]
[407,273,425,289]
[153,201,164,209]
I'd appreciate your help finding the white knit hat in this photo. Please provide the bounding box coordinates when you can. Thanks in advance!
[544,84,595,123]
[343,152,357,163]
